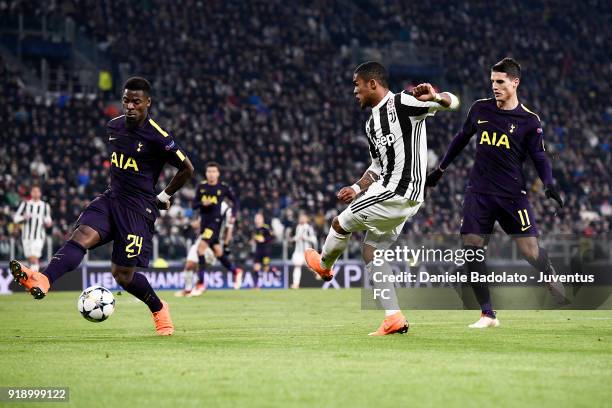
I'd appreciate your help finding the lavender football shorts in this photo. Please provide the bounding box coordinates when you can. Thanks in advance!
[75,192,154,267]
[460,192,539,237]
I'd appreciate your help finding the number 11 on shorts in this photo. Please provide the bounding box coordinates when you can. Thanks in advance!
[517,209,531,231]
[126,234,143,258]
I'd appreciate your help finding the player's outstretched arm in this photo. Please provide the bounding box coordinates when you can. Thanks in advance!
[426,102,479,188]
[156,156,194,210]
[426,130,471,188]
[412,83,460,110]
[526,125,564,208]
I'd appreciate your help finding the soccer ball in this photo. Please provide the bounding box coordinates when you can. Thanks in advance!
[77,286,115,322]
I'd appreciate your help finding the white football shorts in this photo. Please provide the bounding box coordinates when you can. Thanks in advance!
[22,239,44,258]
[337,182,422,250]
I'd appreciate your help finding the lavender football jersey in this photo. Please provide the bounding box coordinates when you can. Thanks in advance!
[106,115,187,220]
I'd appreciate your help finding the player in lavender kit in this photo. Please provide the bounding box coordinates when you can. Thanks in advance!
[192,162,243,291]
[251,213,274,289]
[9,77,194,335]
[426,58,566,328]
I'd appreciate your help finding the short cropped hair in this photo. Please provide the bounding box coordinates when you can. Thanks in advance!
[206,161,221,170]
[354,61,389,88]
[123,76,152,96]
[491,58,521,79]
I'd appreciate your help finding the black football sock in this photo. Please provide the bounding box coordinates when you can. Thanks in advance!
[42,240,86,284]
[217,254,236,273]
[197,256,207,284]
[197,269,205,286]
[526,247,554,275]
[122,272,163,313]
[464,245,494,318]
[526,247,567,304]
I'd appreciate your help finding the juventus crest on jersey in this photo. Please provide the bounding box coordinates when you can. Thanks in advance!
[366,90,455,202]
[13,200,52,240]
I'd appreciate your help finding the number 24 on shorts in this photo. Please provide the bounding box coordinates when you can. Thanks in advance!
[125,234,143,258]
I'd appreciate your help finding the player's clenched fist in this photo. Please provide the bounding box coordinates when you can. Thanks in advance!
[155,197,171,210]
[337,186,357,203]
[412,83,436,101]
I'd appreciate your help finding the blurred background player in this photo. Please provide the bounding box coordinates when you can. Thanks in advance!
[289,213,317,289]
[177,200,234,297]
[305,61,459,335]
[251,213,274,289]
[12,185,52,272]
[192,162,243,290]
[9,77,194,336]
[426,58,566,328]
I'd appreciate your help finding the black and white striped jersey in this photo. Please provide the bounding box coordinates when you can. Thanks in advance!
[292,223,317,254]
[13,200,52,240]
[365,90,458,202]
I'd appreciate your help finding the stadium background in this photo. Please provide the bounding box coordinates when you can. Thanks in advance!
[0,0,609,277]
[0,2,611,408]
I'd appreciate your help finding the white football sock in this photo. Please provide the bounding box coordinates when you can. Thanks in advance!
[365,261,400,315]
[385,310,401,317]
[320,228,351,269]
[292,266,302,288]
[184,270,194,290]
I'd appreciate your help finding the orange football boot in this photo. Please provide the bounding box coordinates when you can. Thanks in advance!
[368,312,409,336]
[304,249,333,281]
[152,300,174,336]
[9,260,50,299]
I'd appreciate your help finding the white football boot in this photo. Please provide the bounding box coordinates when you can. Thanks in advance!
[468,313,500,328]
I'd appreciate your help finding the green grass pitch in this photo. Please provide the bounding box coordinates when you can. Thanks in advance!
[1,289,611,407]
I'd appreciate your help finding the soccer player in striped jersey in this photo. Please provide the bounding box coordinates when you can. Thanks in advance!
[13,186,52,272]
[425,58,566,328]
[10,77,194,335]
[290,213,318,289]
[305,61,460,336]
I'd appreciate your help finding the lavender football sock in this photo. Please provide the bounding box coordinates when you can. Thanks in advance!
[123,272,163,313]
[42,240,86,284]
